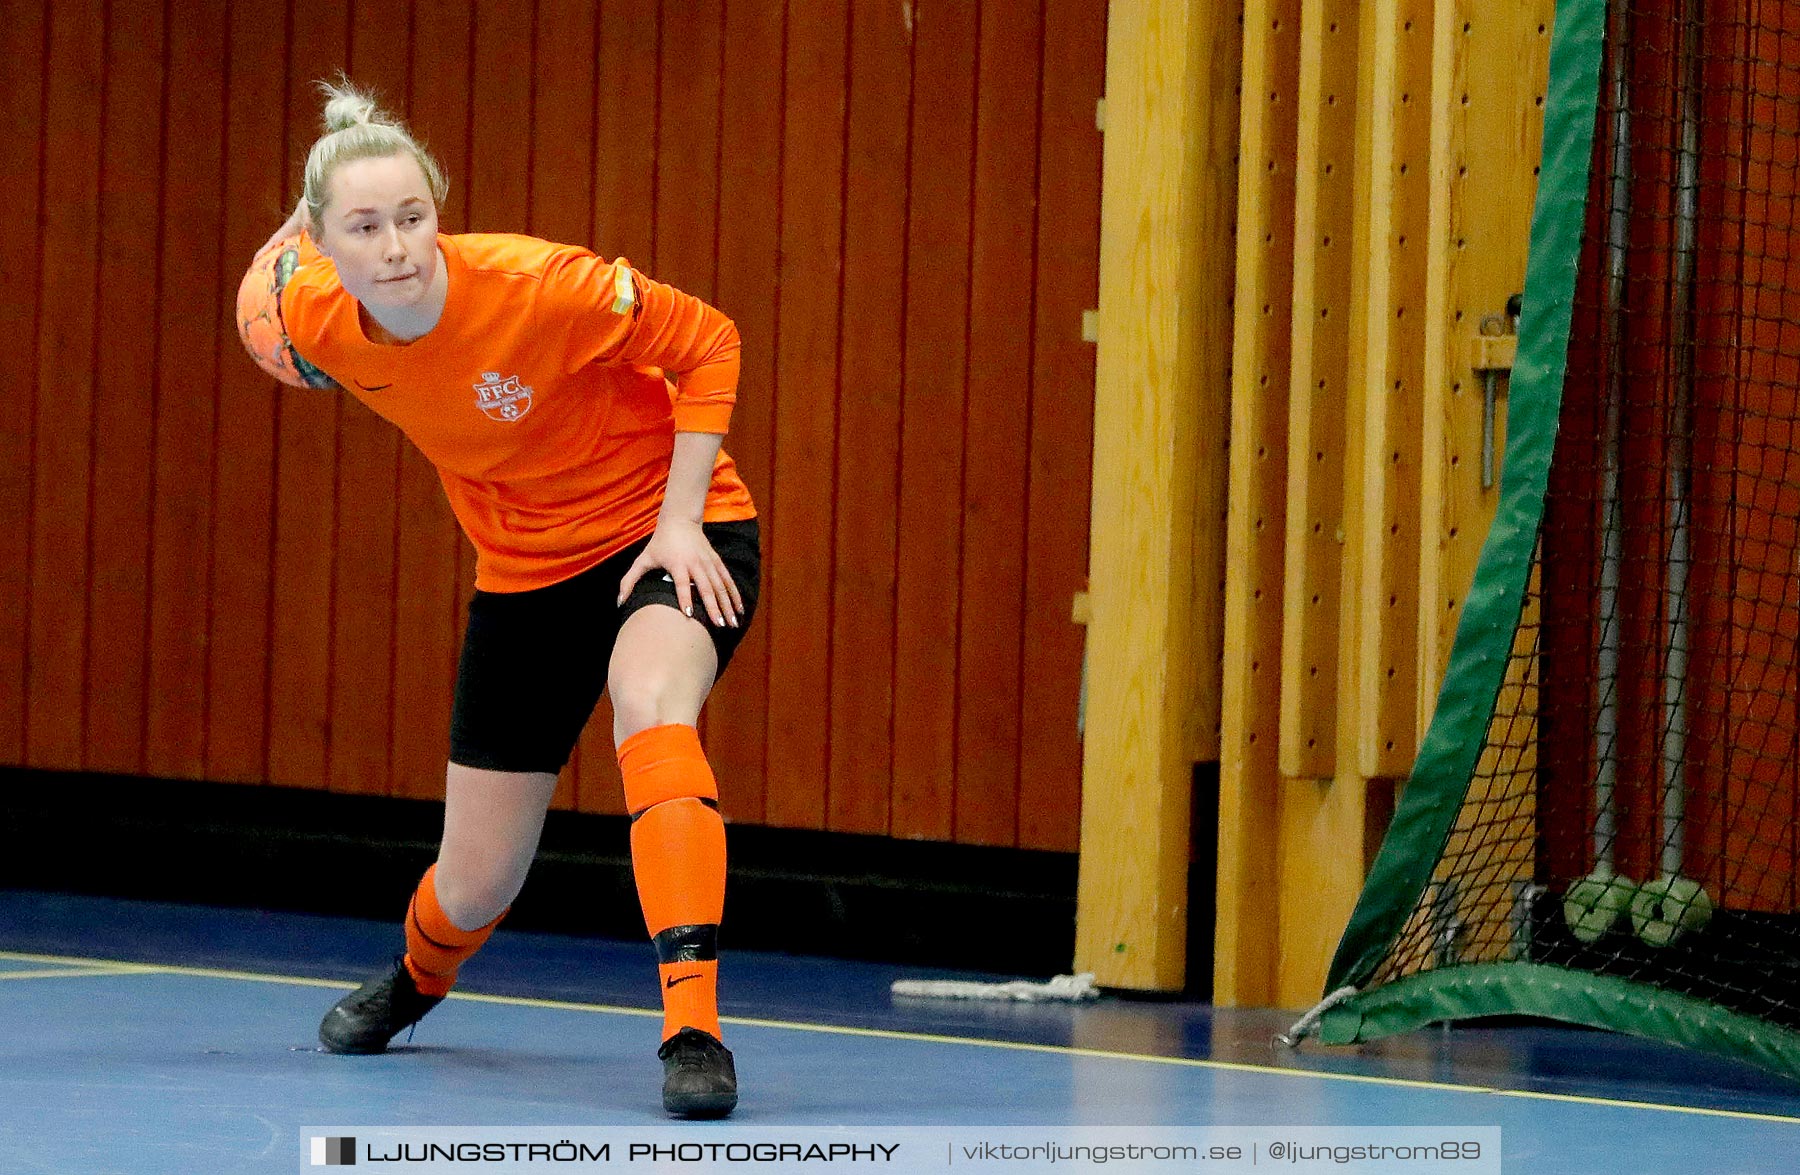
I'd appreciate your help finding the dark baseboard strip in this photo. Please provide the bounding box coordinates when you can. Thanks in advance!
[1,768,1083,977]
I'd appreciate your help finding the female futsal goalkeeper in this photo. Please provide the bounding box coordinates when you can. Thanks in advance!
[237,79,755,1119]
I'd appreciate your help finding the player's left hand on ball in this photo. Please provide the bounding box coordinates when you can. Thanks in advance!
[256,198,312,259]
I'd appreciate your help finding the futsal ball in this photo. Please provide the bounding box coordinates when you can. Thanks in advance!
[1630,876,1714,948]
[1561,868,1636,944]
[236,241,337,390]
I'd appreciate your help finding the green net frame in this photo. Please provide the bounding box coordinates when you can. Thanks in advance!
[1303,0,1800,1082]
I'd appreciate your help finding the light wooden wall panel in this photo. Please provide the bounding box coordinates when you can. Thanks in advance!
[1215,0,1303,1007]
[1448,568,1541,966]
[1185,5,1239,770]
[1218,0,1551,1004]
[1,0,1103,855]
[1418,1,1555,718]
[1270,0,1375,1004]
[1386,0,1551,978]
[1279,0,1357,780]
[1349,0,1433,780]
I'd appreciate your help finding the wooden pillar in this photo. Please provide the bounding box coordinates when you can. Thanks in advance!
[1215,0,1302,1007]
[1076,0,1239,991]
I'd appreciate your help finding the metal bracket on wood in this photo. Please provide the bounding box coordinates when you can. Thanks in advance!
[1469,295,1522,490]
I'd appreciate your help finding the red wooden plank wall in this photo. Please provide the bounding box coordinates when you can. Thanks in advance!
[0,0,1103,852]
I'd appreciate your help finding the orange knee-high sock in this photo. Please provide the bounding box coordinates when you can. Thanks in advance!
[403,864,505,997]
[619,723,726,1042]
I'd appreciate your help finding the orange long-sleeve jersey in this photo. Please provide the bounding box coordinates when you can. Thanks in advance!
[270,232,756,593]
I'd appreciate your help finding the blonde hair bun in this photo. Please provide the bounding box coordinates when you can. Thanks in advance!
[302,76,449,226]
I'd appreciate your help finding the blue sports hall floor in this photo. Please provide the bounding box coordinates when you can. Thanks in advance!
[1,889,1796,1173]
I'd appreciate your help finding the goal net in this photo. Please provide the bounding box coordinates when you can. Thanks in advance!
[1299,0,1800,1081]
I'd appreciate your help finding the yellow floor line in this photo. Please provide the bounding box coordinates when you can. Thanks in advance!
[0,950,138,967]
[0,965,158,980]
[4,949,1796,1124]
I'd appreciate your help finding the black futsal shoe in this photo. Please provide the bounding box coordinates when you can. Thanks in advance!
[657,1027,738,1118]
[318,957,445,1054]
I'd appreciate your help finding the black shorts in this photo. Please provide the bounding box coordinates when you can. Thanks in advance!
[449,518,760,774]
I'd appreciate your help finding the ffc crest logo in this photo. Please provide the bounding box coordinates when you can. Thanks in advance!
[474,371,533,422]
[311,1136,356,1165]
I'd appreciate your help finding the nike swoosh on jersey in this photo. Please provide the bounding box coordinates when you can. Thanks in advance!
[354,380,394,392]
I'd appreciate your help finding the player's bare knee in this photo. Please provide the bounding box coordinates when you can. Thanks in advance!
[610,678,684,741]
[432,861,521,931]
